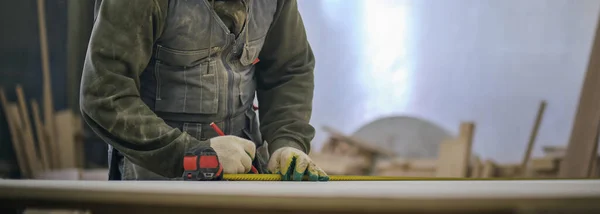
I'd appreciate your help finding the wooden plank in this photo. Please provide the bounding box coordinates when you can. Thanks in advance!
[406,159,438,170]
[322,126,395,157]
[31,100,53,169]
[33,168,81,180]
[72,115,84,168]
[36,0,57,170]
[530,157,559,172]
[542,146,566,158]
[24,209,89,214]
[436,122,475,177]
[376,168,436,177]
[592,157,599,177]
[435,139,462,177]
[481,160,497,178]
[521,100,546,176]
[458,122,475,144]
[80,169,109,181]
[1,180,600,214]
[9,106,32,177]
[55,111,76,168]
[375,158,438,177]
[310,153,369,175]
[470,156,482,178]
[15,85,45,174]
[0,88,30,177]
[497,164,521,178]
[459,122,475,177]
[559,12,600,178]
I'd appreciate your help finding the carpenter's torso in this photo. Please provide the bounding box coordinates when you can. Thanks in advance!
[119,0,277,180]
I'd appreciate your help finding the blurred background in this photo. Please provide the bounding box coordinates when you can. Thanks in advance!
[1,0,600,180]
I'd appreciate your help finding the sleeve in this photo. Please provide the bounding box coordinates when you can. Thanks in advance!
[80,0,209,178]
[255,0,316,155]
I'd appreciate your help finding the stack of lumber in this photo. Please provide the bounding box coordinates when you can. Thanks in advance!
[373,159,437,177]
[372,122,476,178]
[309,126,394,175]
[311,122,475,177]
[474,146,600,178]
[309,153,369,175]
[0,87,84,179]
[311,100,600,179]
[313,118,600,179]
[0,0,84,179]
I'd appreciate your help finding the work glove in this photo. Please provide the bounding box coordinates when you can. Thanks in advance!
[209,136,256,174]
[268,147,329,181]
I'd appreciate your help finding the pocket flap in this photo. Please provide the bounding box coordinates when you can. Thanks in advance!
[156,45,211,67]
[240,44,259,66]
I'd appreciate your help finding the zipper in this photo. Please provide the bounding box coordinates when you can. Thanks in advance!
[154,60,162,101]
[222,34,236,134]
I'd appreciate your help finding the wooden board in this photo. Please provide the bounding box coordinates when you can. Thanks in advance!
[376,159,438,170]
[470,156,482,178]
[374,159,437,177]
[542,146,566,158]
[36,0,57,171]
[376,169,436,177]
[54,111,75,169]
[310,153,369,175]
[481,160,497,178]
[31,100,52,169]
[436,122,475,177]
[322,126,395,157]
[15,85,45,173]
[559,11,600,178]
[520,100,546,176]
[435,140,464,177]
[530,157,559,172]
[497,164,521,178]
[72,115,84,168]
[591,157,599,177]
[33,168,81,180]
[1,180,600,214]
[0,88,29,177]
[24,209,88,214]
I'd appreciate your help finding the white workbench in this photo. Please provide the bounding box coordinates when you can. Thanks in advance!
[1,179,600,213]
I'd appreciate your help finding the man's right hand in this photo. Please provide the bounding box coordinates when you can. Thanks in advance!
[209,136,256,174]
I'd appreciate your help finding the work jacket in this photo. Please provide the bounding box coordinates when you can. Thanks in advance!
[81,0,316,180]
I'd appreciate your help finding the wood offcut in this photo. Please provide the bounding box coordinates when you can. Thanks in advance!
[436,122,475,177]
[520,100,547,176]
[559,11,600,178]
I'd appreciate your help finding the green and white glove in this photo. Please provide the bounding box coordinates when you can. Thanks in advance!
[267,147,329,181]
[209,136,256,174]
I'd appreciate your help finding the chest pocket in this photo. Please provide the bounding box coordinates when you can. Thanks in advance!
[153,44,219,114]
[237,36,266,107]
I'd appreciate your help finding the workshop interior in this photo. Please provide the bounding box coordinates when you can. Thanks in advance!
[1,0,600,213]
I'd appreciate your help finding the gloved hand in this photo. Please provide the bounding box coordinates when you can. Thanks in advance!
[267,147,329,181]
[209,136,256,174]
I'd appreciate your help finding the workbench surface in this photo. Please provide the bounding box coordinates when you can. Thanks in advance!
[1,179,600,213]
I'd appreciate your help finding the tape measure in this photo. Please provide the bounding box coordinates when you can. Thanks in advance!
[182,147,223,181]
[222,174,600,181]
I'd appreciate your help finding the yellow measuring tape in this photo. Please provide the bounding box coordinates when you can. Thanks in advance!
[223,174,599,181]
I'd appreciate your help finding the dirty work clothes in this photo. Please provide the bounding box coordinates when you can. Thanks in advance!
[81,0,315,180]
[93,0,248,36]
[211,0,248,36]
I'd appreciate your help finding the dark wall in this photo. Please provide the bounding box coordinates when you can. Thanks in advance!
[0,0,99,178]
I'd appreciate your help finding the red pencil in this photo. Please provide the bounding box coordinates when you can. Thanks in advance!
[209,122,225,136]
[209,122,259,174]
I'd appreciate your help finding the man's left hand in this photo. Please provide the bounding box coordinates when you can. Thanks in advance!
[267,147,329,181]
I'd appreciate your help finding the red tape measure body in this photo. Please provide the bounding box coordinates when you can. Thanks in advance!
[182,147,223,181]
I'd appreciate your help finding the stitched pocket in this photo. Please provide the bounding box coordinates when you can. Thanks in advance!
[155,60,219,114]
